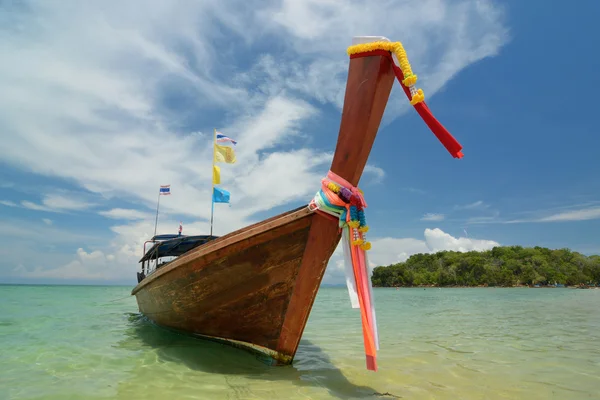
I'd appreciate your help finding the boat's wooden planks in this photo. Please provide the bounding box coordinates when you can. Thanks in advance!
[133,53,396,364]
[275,216,341,359]
[135,215,312,351]
[132,206,312,294]
[274,54,396,361]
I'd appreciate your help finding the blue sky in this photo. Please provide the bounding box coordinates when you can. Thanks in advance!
[1,0,598,285]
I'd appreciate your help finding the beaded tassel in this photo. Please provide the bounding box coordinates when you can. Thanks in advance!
[357,209,371,249]
[352,227,363,246]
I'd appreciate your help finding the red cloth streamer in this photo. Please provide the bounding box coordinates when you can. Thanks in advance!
[325,171,379,371]
[350,50,464,159]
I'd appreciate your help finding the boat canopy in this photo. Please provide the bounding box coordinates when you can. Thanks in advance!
[140,235,219,263]
[151,234,183,241]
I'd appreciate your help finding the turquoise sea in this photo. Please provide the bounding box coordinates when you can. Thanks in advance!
[1,285,599,399]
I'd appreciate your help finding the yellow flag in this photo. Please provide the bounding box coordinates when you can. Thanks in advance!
[212,165,221,184]
[214,143,236,164]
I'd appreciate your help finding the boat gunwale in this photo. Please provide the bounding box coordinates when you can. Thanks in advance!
[131,205,314,295]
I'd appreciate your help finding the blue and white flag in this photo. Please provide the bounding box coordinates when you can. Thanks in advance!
[159,185,171,195]
[216,132,237,146]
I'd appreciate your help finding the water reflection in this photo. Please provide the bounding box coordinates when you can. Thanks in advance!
[118,312,388,399]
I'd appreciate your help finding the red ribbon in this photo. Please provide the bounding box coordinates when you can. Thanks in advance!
[350,50,464,159]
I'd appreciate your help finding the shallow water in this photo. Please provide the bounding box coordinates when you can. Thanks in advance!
[0,285,598,399]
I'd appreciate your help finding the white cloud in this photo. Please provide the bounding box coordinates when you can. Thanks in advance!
[455,200,489,210]
[0,0,508,281]
[0,200,18,207]
[0,219,102,244]
[17,248,122,281]
[365,238,431,267]
[466,215,501,224]
[41,193,95,211]
[18,193,95,213]
[257,0,508,118]
[20,201,54,212]
[14,216,211,282]
[322,227,499,284]
[421,213,445,221]
[466,204,600,224]
[511,206,600,223]
[98,208,152,221]
[226,96,318,156]
[423,227,499,253]
[42,218,53,225]
[363,165,385,184]
[537,206,600,222]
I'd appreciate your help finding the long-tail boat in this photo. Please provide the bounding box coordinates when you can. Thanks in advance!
[131,35,464,371]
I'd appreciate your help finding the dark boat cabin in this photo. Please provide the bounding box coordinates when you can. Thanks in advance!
[137,234,219,283]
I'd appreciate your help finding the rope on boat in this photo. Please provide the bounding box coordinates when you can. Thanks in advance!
[105,295,134,303]
[309,170,379,372]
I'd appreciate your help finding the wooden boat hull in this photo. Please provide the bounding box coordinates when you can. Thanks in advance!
[132,206,341,363]
[132,44,399,365]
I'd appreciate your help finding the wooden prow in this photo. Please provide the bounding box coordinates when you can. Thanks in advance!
[131,48,413,369]
[331,55,396,186]
[274,54,395,361]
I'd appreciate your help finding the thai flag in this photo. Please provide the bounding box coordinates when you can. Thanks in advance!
[216,132,237,145]
[159,185,171,195]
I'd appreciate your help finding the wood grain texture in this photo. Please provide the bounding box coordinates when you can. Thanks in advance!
[132,54,395,365]
[275,216,341,359]
[135,214,313,353]
[132,206,311,295]
[274,55,395,361]
[330,55,395,186]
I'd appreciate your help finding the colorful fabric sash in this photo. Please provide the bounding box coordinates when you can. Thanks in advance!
[309,170,379,371]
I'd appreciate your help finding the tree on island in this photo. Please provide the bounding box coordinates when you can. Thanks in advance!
[371,246,600,287]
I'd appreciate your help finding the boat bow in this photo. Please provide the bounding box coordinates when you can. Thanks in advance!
[132,35,463,372]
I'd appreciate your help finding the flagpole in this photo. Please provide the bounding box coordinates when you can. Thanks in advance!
[153,189,161,239]
[210,128,216,236]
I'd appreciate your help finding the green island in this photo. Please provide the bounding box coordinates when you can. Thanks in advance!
[371,246,600,288]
